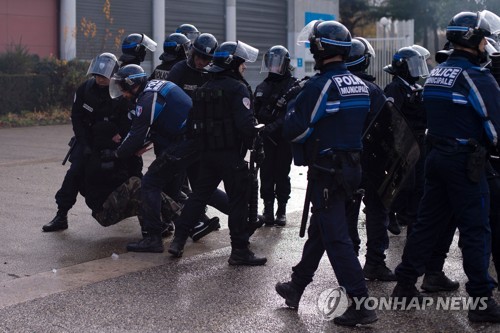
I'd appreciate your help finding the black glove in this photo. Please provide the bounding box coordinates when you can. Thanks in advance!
[100,149,117,162]
[263,119,283,136]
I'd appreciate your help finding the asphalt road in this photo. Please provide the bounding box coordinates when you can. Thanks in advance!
[0,124,498,332]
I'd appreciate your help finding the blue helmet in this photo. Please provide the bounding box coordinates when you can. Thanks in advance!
[161,33,190,62]
[446,11,491,49]
[345,37,375,72]
[109,64,148,99]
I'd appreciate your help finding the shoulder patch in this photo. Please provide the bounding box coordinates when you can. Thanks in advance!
[242,97,251,109]
[135,106,143,117]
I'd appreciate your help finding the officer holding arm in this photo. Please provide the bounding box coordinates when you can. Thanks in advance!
[275,20,377,326]
[167,40,267,266]
[392,11,500,323]
[107,65,194,252]
[42,53,121,232]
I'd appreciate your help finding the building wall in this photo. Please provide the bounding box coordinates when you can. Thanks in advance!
[0,0,58,57]
[0,0,340,83]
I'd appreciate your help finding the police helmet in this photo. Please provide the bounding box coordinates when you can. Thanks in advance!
[260,45,291,75]
[383,46,429,80]
[297,20,352,62]
[191,33,218,60]
[86,52,119,79]
[119,33,158,64]
[345,37,375,72]
[208,41,259,73]
[175,23,200,43]
[160,33,191,62]
[109,64,148,99]
[446,11,491,49]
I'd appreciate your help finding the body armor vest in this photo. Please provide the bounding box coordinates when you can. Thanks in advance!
[190,87,236,150]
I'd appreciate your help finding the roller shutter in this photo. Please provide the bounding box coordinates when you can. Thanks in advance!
[164,0,225,44]
[76,1,153,72]
[236,0,288,88]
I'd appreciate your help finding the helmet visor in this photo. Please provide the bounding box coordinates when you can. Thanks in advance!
[486,37,500,52]
[86,55,119,79]
[406,53,429,78]
[234,41,259,63]
[109,77,126,99]
[261,52,287,74]
[297,20,319,46]
[140,34,158,52]
[411,45,430,59]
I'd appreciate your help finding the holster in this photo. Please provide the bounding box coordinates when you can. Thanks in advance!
[466,139,487,183]
[315,151,361,198]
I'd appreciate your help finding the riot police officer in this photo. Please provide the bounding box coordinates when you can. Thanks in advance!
[107,65,195,252]
[383,45,429,235]
[42,53,122,232]
[118,33,157,66]
[166,32,228,234]
[167,40,267,266]
[254,45,297,227]
[275,20,377,326]
[344,37,396,281]
[392,11,500,323]
[167,33,218,98]
[149,33,190,80]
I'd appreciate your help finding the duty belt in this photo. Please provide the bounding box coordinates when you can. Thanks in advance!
[425,134,476,153]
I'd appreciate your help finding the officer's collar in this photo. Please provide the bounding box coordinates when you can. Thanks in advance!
[319,61,347,73]
[352,71,376,82]
[449,49,481,65]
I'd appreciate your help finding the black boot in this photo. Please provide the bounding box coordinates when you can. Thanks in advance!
[228,248,267,266]
[42,211,68,232]
[126,234,164,253]
[363,263,397,281]
[391,282,424,308]
[275,202,287,227]
[333,300,378,326]
[275,281,304,309]
[421,271,459,292]
[468,297,500,323]
[260,201,274,226]
[168,236,187,258]
[387,212,401,235]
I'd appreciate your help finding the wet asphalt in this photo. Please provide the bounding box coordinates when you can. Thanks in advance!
[0,124,498,333]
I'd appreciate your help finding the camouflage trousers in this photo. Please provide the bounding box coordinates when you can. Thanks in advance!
[93,176,181,227]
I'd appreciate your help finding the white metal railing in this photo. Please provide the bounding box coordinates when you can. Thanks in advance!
[366,37,410,89]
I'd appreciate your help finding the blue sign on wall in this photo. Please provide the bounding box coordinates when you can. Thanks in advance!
[305,12,335,24]
[297,58,303,67]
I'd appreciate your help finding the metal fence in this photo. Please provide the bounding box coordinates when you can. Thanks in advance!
[366,37,410,89]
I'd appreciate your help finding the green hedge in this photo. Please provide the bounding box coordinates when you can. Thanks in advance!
[0,45,89,115]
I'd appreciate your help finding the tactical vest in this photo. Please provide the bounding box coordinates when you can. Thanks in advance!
[190,87,236,150]
[82,78,115,123]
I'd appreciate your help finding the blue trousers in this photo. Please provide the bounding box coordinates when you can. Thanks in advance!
[292,161,368,297]
[395,148,496,297]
